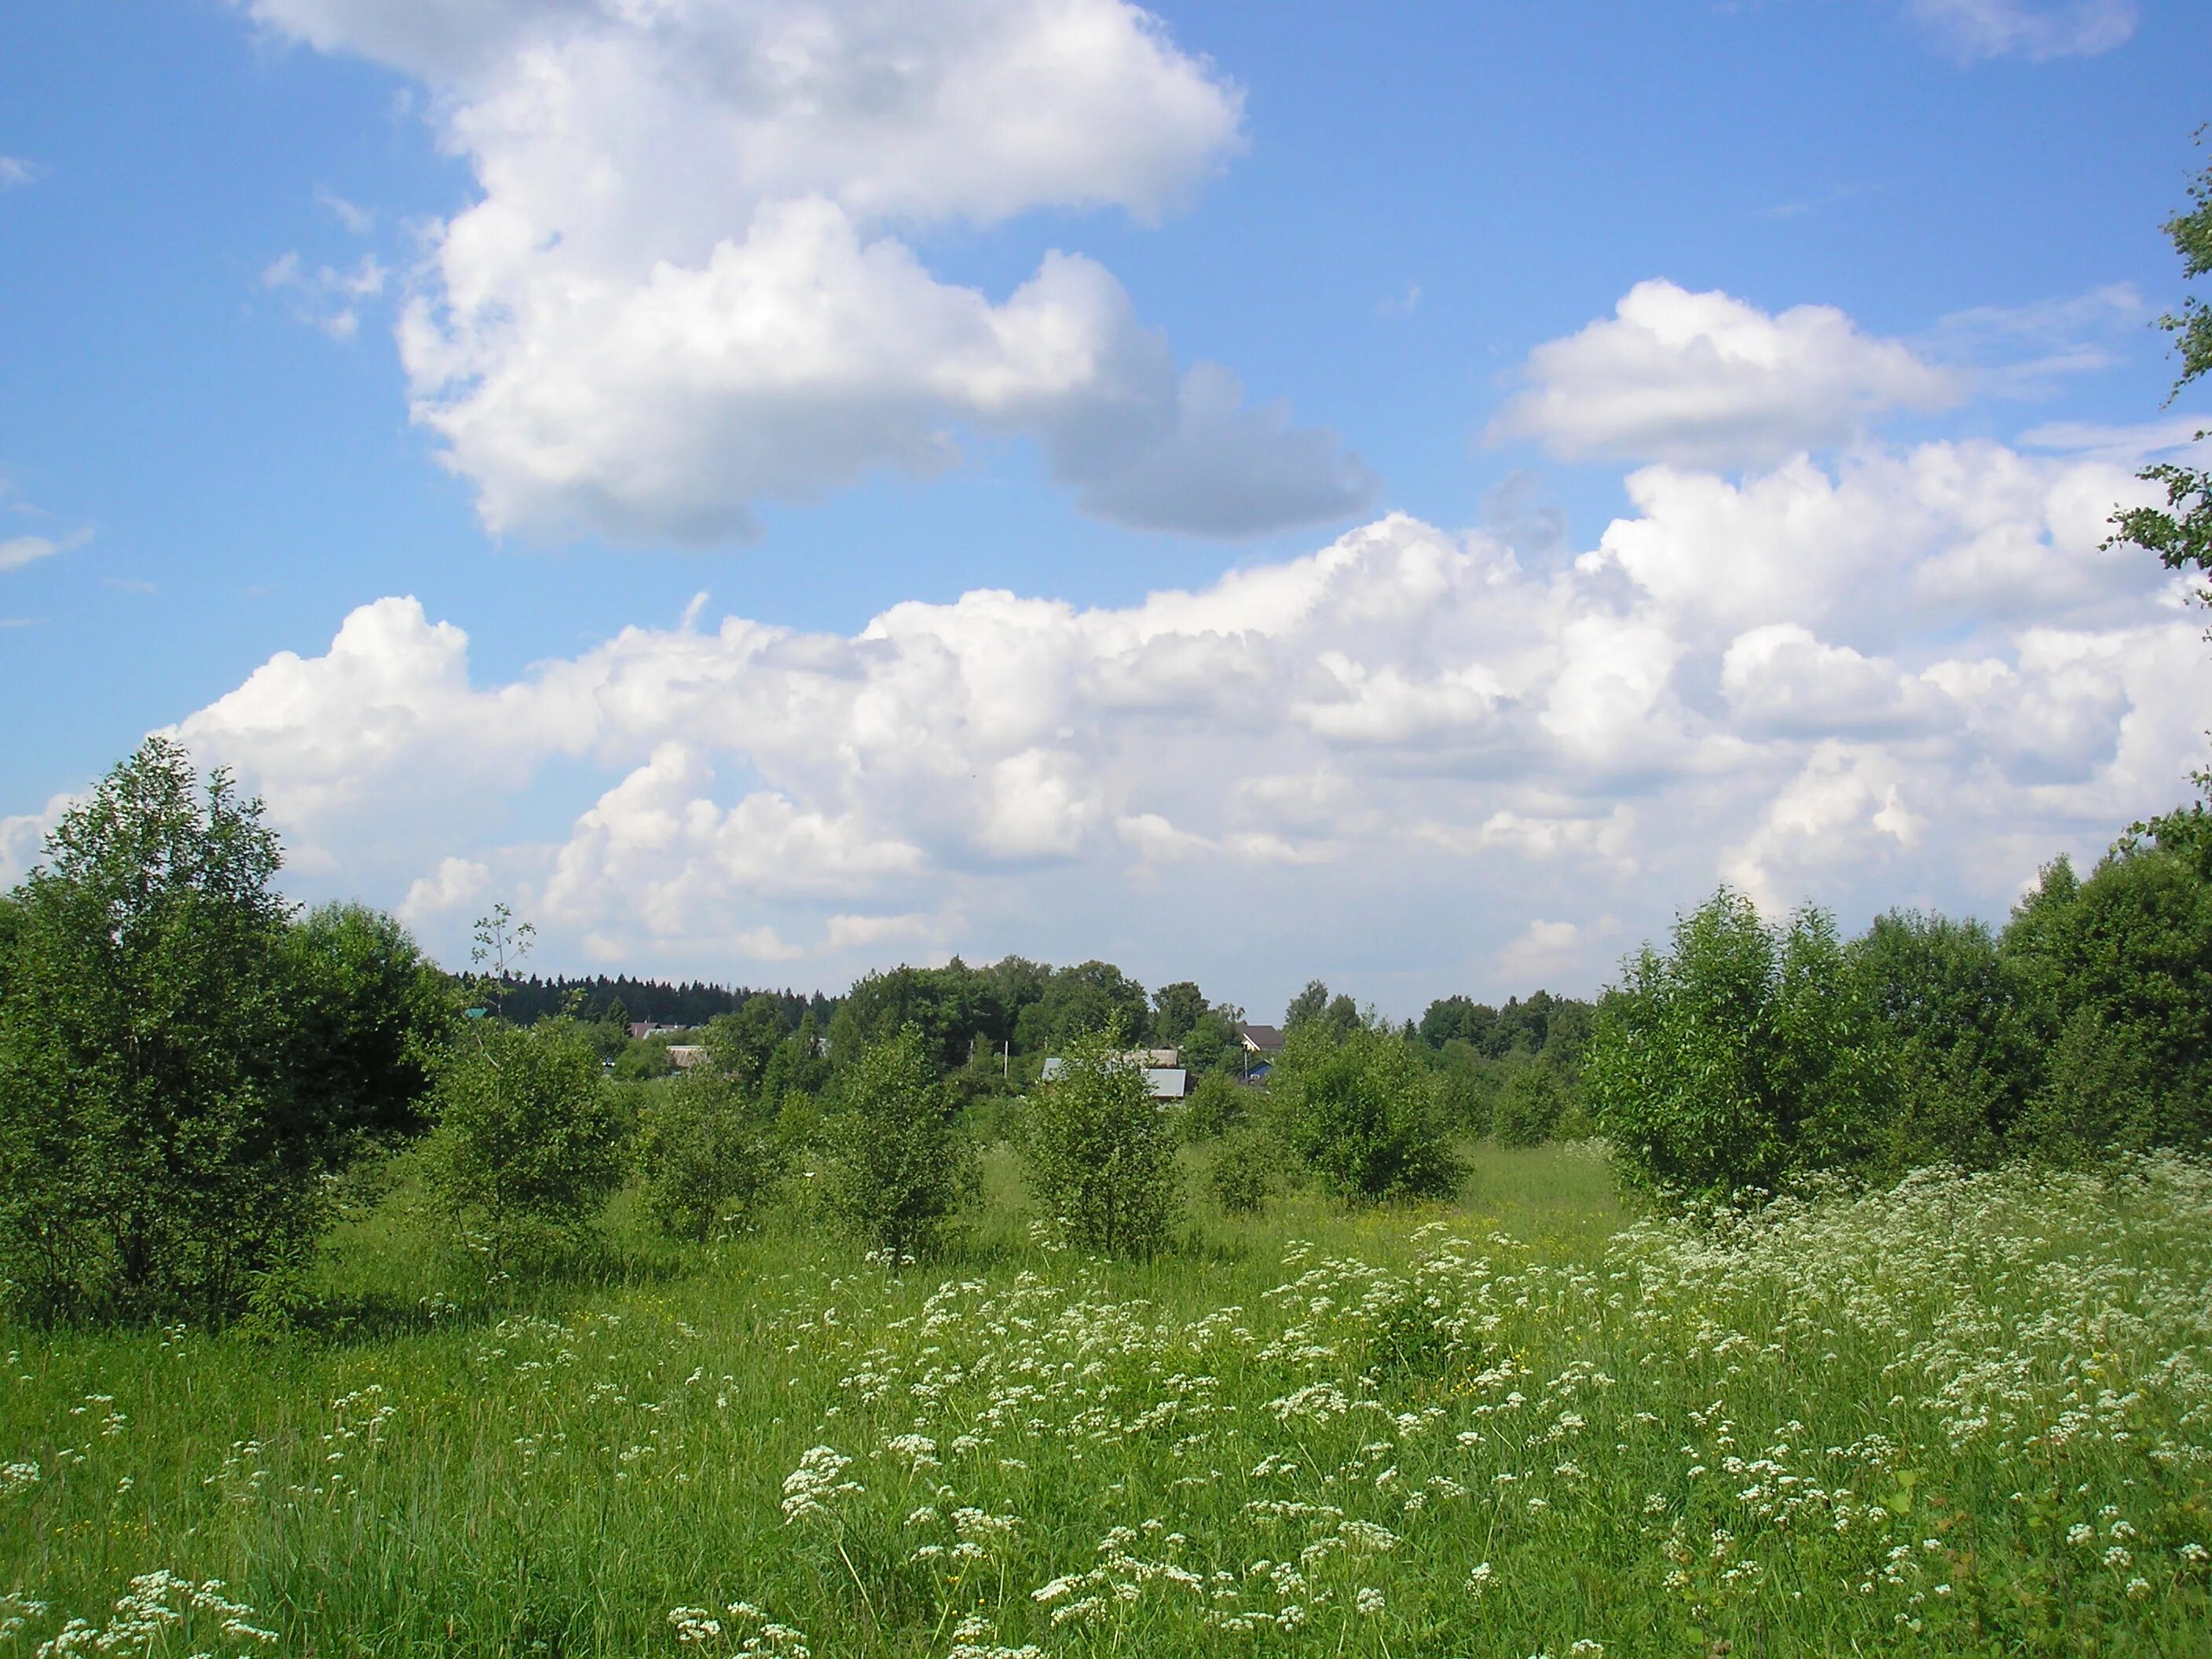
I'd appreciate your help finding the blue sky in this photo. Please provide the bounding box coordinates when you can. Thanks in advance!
[3,0,2210,1016]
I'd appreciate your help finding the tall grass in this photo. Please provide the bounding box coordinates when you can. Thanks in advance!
[3,1142,2209,1657]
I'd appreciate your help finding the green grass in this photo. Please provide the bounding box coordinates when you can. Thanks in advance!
[4,1141,2210,1657]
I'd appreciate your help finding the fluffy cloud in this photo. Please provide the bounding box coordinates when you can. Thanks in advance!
[1906,0,2137,60]
[1490,280,1960,468]
[150,426,2210,1009]
[239,0,1372,540]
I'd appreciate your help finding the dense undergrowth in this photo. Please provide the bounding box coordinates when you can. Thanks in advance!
[4,1143,2210,1658]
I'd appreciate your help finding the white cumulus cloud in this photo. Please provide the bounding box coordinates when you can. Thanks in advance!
[1490,280,1960,468]
[137,419,2210,1009]
[236,0,1372,541]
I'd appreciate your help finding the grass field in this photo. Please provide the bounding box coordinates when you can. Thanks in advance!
[4,1140,2210,1657]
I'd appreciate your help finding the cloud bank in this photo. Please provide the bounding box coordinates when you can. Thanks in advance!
[164,427,2208,1010]
[239,0,1374,541]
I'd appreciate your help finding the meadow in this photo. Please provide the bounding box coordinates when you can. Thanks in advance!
[3,1141,2210,1659]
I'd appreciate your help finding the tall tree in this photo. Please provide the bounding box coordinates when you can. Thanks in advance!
[0,740,439,1320]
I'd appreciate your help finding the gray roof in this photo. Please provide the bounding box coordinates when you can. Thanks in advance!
[1038,1059,1189,1100]
[1236,1023,1285,1051]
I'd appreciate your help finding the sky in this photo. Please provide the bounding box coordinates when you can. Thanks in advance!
[3,0,2210,1020]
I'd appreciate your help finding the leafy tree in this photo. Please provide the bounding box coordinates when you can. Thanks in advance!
[1848,910,2027,1170]
[758,1010,831,1111]
[422,1018,631,1276]
[821,1026,976,1260]
[1020,1024,1181,1256]
[2003,844,2212,1155]
[1283,979,1330,1031]
[1151,980,1209,1045]
[0,739,430,1321]
[1587,890,1892,1202]
[704,994,789,1090]
[639,1068,787,1243]
[1492,1057,1569,1148]
[1269,1020,1463,1203]
[1419,994,1496,1051]
[1013,960,1150,1055]
[281,903,451,1148]
[1178,1008,1247,1078]
[2107,135,2212,618]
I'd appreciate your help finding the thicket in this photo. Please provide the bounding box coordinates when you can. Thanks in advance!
[1268,1018,1465,1203]
[1589,824,2212,1201]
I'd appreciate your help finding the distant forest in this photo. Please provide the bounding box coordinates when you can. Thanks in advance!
[490,974,838,1031]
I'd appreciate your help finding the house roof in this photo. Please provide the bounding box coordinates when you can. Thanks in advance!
[1038,1059,1190,1100]
[1236,1023,1284,1052]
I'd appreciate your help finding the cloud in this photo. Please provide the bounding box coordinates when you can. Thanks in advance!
[1923,284,2150,395]
[1906,0,2137,60]
[0,156,36,189]
[0,529,90,573]
[262,250,388,342]
[144,426,2210,1007]
[397,855,489,925]
[0,793,74,889]
[313,187,375,235]
[1489,280,1960,467]
[238,0,1370,541]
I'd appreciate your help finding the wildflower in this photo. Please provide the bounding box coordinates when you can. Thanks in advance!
[2126,1577,2152,1600]
[1355,1587,1386,1617]
[1467,1562,1494,1599]
[779,1446,862,1525]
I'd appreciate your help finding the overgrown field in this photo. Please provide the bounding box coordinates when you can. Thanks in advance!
[5,1144,2211,1658]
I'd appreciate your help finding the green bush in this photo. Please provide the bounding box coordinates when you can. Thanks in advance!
[1020,1026,1180,1256]
[821,1026,976,1261]
[1207,1126,1278,1215]
[1587,889,1892,1203]
[422,1019,632,1276]
[1181,1070,1249,1140]
[1492,1057,1568,1148]
[1270,1022,1463,1203]
[0,738,442,1323]
[638,1071,788,1243]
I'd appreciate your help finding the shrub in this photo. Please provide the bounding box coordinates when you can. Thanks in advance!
[1207,1126,1278,1215]
[1181,1070,1248,1141]
[821,1026,976,1260]
[1492,1057,1568,1148]
[422,1018,632,1276]
[0,739,440,1323]
[639,1070,788,1243]
[1020,1026,1181,1255]
[1270,1022,1463,1203]
[1587,889,1892,1203]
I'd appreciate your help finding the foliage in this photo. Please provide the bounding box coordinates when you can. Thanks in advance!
[0,738,432,1323]
[280,903,452,1149]
[2004,843,2212,1156]
[1150,980,1209,1044]
[1013,960,1152,1057]
[2107,135,2211,636]
[1847,909,2027,1170]
[702,994,789,1090]
[1206,1125,1279,1214]
[1019,1025,1181,1257]
[1492,1056,1569,1148]
[420,1018,632,1276]
[467,903,534,1018]
[639,1069,788,1243]
[1180,1070,1249,1140]
[820,1026,976,1260]
[1269,1020,1463,1203]
[1587,888,1893,1202]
